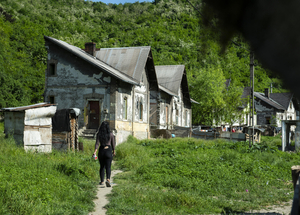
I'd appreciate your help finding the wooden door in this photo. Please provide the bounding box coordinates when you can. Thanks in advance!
[89,101,100,129]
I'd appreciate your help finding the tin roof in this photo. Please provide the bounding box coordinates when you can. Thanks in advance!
[155,65,185,96]
[96,47,151,82]
[269,93,293,110]
[1,103,56,112]
[254,92,285,110]
[44,36,139,86]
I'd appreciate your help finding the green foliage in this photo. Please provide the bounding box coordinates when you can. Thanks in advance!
[0,0,288,125]
[111,136,297,214]
[0,123,100,214]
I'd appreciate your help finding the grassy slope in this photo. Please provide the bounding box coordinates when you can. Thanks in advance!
[0,121,100,215]
[110,136,298,214]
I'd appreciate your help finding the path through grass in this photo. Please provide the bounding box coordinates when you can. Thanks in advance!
[108,136,298,214]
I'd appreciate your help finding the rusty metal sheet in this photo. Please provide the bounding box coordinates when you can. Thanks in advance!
[96,46,150,82]
[44,36,139,86]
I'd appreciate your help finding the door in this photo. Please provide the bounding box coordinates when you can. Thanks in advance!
[89,101,100,129]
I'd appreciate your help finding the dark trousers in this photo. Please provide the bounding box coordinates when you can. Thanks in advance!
[98,145,113,182]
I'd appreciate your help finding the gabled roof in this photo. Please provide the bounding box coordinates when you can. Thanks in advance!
[96,47,151,82]
[44,36,139,86]
[269,93,293,110]
[155,65,185,95]
[155,65,191,101]
[254,92,285,110]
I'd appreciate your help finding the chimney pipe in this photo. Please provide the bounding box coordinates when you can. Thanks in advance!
[85,42,96,56]
[264,88,270,98]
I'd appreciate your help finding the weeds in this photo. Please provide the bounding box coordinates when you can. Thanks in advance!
[0,121,99,215]
[110,136,298,214]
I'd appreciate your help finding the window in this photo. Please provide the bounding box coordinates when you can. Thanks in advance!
[48,59,57,76]
[166,106,168,124]
[49,96,55,104]
[139,100,143,120]
[176,109,179,125]
[123,97,127,120]
[266,117,271,125]
[49,64,56,76]
[186,110,188,126]
[290,102,293,109]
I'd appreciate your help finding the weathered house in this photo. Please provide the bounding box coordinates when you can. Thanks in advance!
[254,89,297,127]
[1,103,57,152]
[151,65,192,133]
[44,36,159,144]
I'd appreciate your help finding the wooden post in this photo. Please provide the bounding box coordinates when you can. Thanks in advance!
[292,166,300,190]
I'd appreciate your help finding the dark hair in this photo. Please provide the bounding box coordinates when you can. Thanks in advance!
[97,121,111,144]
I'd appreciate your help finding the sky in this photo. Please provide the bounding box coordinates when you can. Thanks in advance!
[89,0,153,4]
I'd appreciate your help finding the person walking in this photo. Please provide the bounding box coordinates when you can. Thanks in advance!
[93,121,116,187]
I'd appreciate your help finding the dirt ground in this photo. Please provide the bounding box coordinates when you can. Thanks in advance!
[244,200,292,215]
[88,169,123,215]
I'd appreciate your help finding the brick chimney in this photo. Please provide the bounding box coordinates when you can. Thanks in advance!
[264,88,270,98]
[85,42,96,56]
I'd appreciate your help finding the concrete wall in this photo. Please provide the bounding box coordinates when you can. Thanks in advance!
[44,40,115,129]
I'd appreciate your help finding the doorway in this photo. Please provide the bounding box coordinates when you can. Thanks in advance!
[88,101,100,129]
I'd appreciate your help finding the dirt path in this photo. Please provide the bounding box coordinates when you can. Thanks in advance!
[245,200,292,215]
[89,169,123,215]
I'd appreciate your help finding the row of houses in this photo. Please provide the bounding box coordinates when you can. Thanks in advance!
[44,36,196,145]
[222,86,299,130]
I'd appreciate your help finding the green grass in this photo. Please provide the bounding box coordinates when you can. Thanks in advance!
[109,136,298,214]
[0,121,100,215]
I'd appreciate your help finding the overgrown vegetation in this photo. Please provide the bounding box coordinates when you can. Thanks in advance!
[0,0,288,124]
[0,121,100,214]
[110,136,297,214]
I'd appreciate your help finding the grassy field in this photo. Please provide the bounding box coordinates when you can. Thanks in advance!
[0,121,100,215]
[0,118,298,214]
[109,136,298,214]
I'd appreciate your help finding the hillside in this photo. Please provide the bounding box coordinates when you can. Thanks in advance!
[0,0,287,124]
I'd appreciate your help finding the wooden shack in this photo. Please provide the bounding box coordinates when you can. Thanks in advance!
[52,108,80,151]
[1,103,57,152]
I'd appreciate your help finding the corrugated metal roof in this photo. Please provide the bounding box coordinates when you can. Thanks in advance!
[96,47,150,82]
[155,65,185,96]
[158,85,178,97]
[44,36,139,86]
[254,92,285,110]
[1,103,56,112]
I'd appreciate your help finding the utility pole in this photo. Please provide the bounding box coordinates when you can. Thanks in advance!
[249,51,255,147]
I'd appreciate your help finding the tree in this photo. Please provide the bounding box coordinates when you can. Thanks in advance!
[190,66,226,125]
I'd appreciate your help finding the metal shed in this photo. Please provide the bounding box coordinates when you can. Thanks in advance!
[1,103,57,153]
